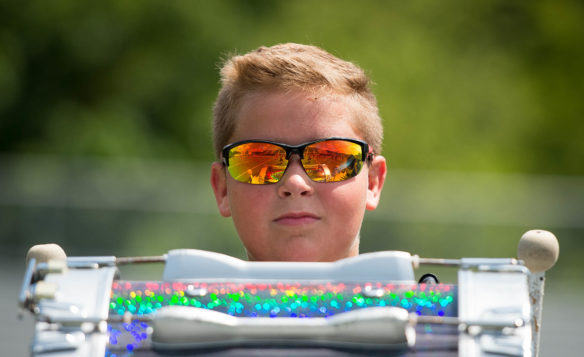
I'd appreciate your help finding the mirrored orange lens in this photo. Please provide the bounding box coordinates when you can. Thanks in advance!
[226,142,287,184]
[302,140,363,182]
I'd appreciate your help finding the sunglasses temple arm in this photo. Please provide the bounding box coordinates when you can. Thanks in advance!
[366,147,374,161]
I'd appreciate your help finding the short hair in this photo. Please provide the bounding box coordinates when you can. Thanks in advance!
[212,43,383,159]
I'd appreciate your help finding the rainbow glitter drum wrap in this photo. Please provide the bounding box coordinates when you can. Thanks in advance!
[106,281,457,355]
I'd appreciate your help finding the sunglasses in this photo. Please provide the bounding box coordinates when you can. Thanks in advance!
[222,138,372,184]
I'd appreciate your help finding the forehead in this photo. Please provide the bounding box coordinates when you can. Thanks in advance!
[231,90,362,145]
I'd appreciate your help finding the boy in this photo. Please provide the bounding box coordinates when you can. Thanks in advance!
[210,43,387,262]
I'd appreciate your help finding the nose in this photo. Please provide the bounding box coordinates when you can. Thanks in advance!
[277,156,314,198]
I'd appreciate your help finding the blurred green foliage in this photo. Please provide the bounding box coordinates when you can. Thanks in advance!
[0,1,582,283]
[1,0,583,173]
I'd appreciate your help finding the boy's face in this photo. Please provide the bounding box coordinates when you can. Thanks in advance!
[211,91,386,261]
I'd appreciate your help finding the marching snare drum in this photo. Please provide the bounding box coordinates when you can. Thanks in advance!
[20,230,558,357]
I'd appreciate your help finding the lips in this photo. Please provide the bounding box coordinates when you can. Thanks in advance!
[274,212,320,226]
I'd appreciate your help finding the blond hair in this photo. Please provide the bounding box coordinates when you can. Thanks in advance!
[212,43,383,159]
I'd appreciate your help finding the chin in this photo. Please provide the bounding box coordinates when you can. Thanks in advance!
[277,246,348,262]
[245,235,358,262]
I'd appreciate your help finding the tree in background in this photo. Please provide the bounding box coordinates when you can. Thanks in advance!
[1,0,582,174]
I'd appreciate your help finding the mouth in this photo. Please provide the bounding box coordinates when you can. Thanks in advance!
[274,212,320,226]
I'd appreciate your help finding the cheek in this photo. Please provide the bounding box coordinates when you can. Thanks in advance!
[227,185,271,229]
[325,179,368,222]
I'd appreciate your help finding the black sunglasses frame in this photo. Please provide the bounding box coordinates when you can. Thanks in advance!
[221,137,372,168]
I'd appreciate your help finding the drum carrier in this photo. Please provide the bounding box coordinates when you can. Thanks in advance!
[19,230,559,357]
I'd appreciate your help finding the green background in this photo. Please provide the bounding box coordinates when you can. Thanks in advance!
[2,0,582,273]
[0,1,582,353]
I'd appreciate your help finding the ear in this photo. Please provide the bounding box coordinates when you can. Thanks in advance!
[365,155,387,210]
[210,162,232,217]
